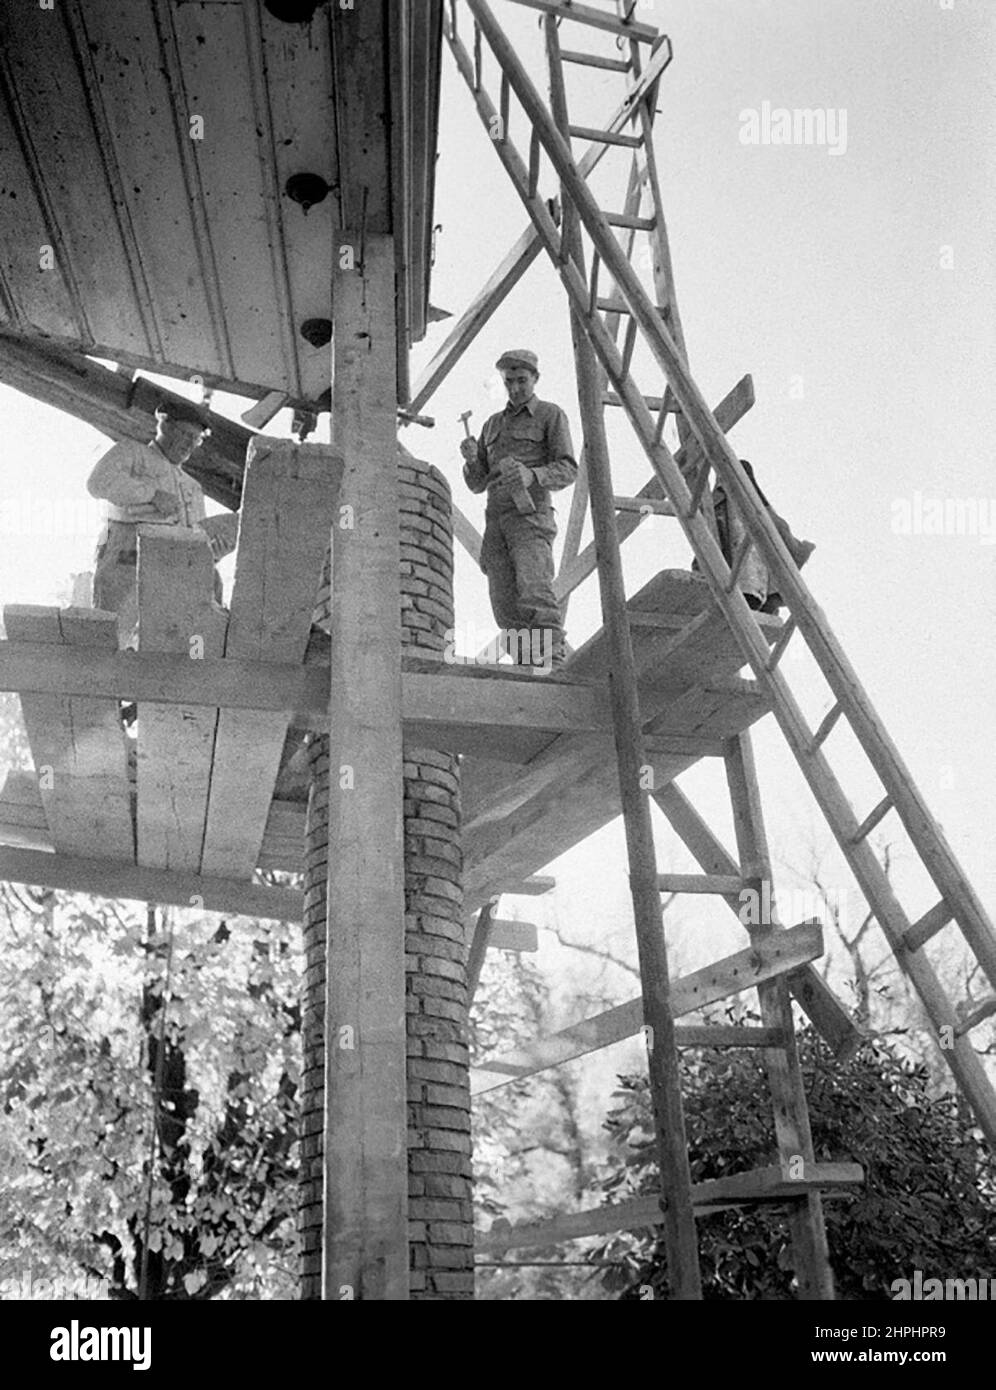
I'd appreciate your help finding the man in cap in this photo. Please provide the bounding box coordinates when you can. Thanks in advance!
[87,400,228,645]
[460,350,576,671]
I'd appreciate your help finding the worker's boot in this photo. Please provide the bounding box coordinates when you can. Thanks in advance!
[531,630,568,677]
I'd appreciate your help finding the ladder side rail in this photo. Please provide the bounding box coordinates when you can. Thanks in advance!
[463,0,996,998]
[559,153,650,582]
[621,30,693,457]
[544,12,702,1299]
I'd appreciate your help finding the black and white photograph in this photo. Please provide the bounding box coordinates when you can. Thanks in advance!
[0,0,992,1359]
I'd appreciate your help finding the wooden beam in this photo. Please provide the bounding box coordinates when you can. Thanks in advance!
[408,225,544,415]
[475,1164,864,1253]
[506,875,556,896]
[656,873,743,895]
[471,920,823,1093]
[466,901,497,1002]
[0,843,300,921]
[324,232,408,1302]
[485,919,538,952]
[3,606,133,862]
[135,529,227,871]
[200,438,342,880]
[0,642,615,739]
[0,336,247,510]
[451,502,484,566]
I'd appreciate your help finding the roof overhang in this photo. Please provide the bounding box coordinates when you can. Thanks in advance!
[0,0,442,409]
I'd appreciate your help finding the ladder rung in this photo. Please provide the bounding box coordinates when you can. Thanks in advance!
[596,298,671,315]
[851,794,893,845]
[675,1025,786,1048]
[569,123,643,148]
[527,126,541,197]
[605,212,656,230]
[685,458,712,518]
[955,996,996,1037]
[903,900,954,954]
[809,702,843,753]
[620,316,638,376]
[602,390,671,412]
[614,496,676,517]
[725,532,754,592]
[560,48,631,72]
[587,249,601,314]
[658,873,743,896]
[765,617,797,670]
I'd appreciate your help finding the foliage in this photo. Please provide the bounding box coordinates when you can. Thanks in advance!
[471,950,604,1301]
[593,1025,996,1300]
[0,887,301,1300]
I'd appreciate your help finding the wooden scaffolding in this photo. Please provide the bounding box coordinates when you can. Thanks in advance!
[0,0,993,1301]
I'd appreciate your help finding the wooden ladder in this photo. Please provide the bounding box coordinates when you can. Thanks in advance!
[446,0,996,1297]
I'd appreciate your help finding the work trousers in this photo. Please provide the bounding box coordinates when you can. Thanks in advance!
[480,509,565,665]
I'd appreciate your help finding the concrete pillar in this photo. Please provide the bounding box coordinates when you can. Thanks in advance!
[300,450,474,1300]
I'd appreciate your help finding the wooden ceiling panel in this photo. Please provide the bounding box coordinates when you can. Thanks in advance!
[0,0,441,404]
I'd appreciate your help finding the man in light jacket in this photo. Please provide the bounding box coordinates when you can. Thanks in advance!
[87,401,225,643]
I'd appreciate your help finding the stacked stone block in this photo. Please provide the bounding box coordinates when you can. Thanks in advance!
[300,451,473,1300]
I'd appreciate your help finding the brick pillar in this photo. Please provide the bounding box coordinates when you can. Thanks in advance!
[300,449,474,1300]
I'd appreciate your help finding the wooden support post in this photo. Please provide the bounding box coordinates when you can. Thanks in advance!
[466,900,498,1002]
[725,733,835,1300]
[545,16,700,1300]
[323,232,408,1301]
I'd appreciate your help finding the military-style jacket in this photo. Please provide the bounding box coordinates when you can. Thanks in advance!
[86,439,206,527]
[463,396,577,517]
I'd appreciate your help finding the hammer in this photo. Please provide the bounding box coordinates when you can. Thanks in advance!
[458,409,473,438]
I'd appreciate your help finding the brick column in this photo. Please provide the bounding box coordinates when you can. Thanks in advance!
[300,450,474,1300]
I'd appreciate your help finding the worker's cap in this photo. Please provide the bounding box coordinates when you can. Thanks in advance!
[154,398,212,433]
[496,349,539,374]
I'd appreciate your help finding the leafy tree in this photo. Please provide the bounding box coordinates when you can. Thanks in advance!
[593,1026,996,1300]
[0,887,301,1299]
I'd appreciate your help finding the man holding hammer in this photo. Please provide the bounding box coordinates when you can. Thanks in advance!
[460,350,576,671]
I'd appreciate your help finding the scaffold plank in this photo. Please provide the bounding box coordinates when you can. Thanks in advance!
[470,920,823,1093]
[135,528,227,871]
[476,1164,865,1252]
[3,605,133,862]
[200,438,343,881]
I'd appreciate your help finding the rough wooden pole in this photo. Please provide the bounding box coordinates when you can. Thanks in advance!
[545,16,701,1299]
[323,232,409,1300]
[724,733,835,1300]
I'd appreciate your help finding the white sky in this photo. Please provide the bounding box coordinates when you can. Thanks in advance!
[1,0,993,999]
